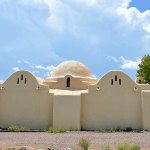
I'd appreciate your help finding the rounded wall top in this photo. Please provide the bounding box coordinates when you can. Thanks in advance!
[135,77,144,83]
[51,60,94,78]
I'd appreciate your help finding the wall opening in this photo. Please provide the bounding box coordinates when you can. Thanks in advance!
[25,78,27,84]
[21,74,23,80]
[119,79,121,85]
[67,77,70,87]
[111,79,113,85]
[139,80,141,83]
[115,75,117,81]
[17,78,19,84]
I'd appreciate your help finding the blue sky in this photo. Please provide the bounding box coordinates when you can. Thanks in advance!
[0,0,150,83]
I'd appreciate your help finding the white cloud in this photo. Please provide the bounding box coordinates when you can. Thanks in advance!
[19,0,150,46]
[117,7,150,34]
[107,56,119,63]
[24,61,32,64]
[44,71,53,77]
[119,56,141,69]
[32,71,40,74]
[35,65,55,71]
[92,74,99,80]
[23,60,56,71]
[17,60,22,63]
[143,24,150,33]
[29,65,34,68]
[12,67,19,71]
[0,80,4,83]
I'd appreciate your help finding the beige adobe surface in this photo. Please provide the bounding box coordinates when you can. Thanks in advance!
[0,60,150,131]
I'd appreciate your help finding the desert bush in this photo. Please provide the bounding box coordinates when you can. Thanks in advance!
[130,144,140,150]
[100,127,123,133]
[76,127,79,131]
[7,125,30,131]
[7,125,21,131]
[20,125,30,131]
[116,142,140,150]
[79,138,91,150]
[126,127,132,132]
[48,127,70,133]
[100,128,105,132]
[115,126,121,132]
[116,142,130,150]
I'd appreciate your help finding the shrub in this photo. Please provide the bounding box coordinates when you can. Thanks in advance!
[116,142,140,150]
[126,127,132,132]
[100,128,105,132]
[7,125,21,131]
[79,138,91,150]
[7,125,30,131]
[48,127,70,133]
[76,127,79,131]
[130,144,140,150]
[20,125,30,131]
[115,126,121,132]
[116,142,130,150]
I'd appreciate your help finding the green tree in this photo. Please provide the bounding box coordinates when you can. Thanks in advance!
[136,54,150,84]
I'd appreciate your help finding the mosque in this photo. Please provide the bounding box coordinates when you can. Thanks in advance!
[0,60,150,131]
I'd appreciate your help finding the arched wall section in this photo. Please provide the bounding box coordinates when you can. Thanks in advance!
[0,70,53,130]
[81,71,143,130]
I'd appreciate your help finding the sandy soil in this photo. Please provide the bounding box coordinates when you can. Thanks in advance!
[0,131,150,149]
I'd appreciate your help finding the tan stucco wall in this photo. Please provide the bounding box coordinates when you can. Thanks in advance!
[82,71,144,130]
[53,95,81,130]
[81,93,88,130]
[44,75,97,90]
[141,90,150,131]
[0,70,53,130]
[1,68,150,131]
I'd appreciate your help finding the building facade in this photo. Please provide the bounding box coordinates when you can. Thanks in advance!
[0,60,150,131]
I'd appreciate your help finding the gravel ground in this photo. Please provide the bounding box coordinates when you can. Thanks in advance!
[0,131,150,149]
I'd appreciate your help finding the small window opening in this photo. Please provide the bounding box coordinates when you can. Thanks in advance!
[119,79,121,85]
[97,87,100,90]
[67,77,70,87]
[24,78,27,84]
[111,79,113,85]
[21,74,23,80]
[115,75,117,81]
[17,78,19,84]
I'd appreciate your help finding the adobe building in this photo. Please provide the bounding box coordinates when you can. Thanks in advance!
[0,60,150,131]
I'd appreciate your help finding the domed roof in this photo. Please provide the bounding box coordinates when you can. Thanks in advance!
[51,60,93,78]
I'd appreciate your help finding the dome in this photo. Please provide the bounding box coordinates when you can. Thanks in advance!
[51,60,93,78]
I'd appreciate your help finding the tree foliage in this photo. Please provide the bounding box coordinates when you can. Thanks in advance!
[136,54,150,84]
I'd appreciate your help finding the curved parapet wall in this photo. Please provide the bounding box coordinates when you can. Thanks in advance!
[2,70,39,86]
[81,70,150,131]
[89,70,150,92]
[0,70,53,130]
